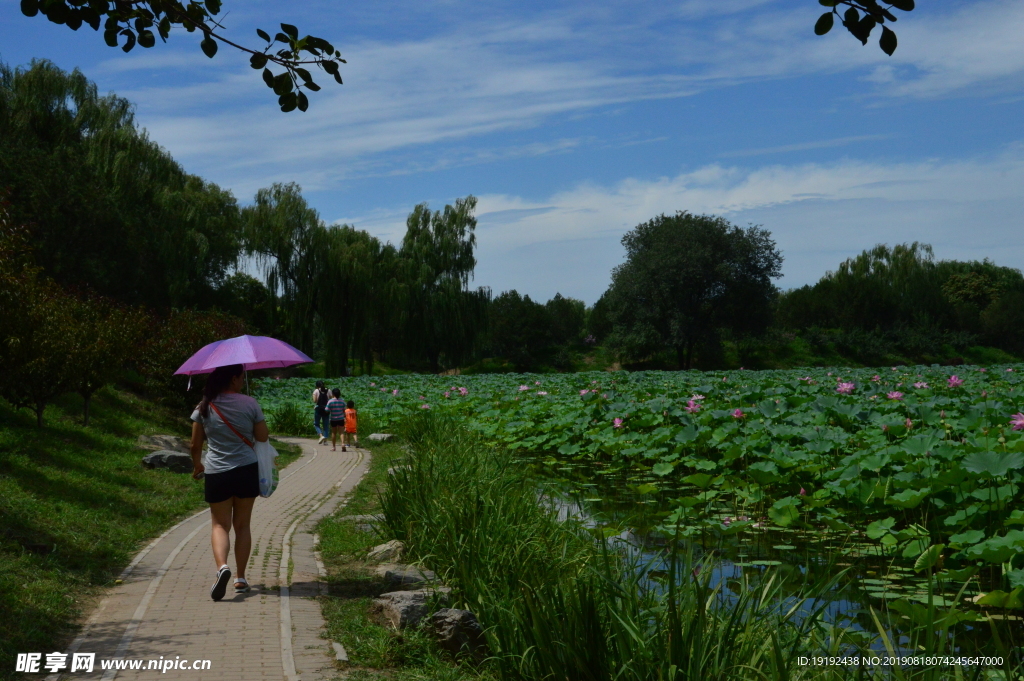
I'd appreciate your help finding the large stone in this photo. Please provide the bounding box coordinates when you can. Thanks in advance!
[368,433,393,442]
[367,540,404,563]
[372,563,438,587]
[137,434,190,453]
[427,609,488,659]
[368,588,450,629]
[141,450,194,474]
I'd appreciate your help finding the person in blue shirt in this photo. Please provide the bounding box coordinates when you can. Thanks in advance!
[326,388,347,451]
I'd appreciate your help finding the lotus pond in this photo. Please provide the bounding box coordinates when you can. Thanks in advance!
[256,365,1024,637]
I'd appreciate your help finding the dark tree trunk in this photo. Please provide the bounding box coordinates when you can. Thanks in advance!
[35,401,45,428]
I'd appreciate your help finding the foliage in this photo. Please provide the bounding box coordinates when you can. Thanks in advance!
[0,59,243,309]
[376,413,1015,680]
[814,0,915,56]
[131,308,248,408]
[18,0,345,112]
[258,364,1024,594]
[399,197,490,372]
[605,212,783,369]
[777,243,1024,359]
[267,400,312,436]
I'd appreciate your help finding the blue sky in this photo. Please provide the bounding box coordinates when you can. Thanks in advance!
[2,0,1023,303]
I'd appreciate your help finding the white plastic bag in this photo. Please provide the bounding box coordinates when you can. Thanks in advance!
[254,440,279,498]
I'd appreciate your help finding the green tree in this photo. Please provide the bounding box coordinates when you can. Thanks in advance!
[18,0,345,112]
[399,197,490,372]
[0,60,243,308]
[545,293,587,348]
[66,296,149,426]
[242,182,322,355]
[488,290,553,372]
[605,212,783,369]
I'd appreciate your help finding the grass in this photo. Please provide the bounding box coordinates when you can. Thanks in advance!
[316,432,492,681]
[0,386,300,680]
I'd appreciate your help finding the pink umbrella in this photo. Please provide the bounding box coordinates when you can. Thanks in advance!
[174,335,313,376]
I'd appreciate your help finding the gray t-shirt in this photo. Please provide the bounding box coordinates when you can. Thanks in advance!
[191,392,265,474]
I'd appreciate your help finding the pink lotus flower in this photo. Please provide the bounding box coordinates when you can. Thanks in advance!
[444,391,451,398]
[905,418,913,429]
[420,403,430,409]
[799,376,813,383]
[871,375,881,382]
[732,408,745,419]
[580,389,589,396]
[722,376,728,382]
[370,382,376,386]
[519,385,529,391]
[592,389,599,393]
[691,394,705,401]
[684,400,701,413]
[381,388,387,392]
[979,368,987,373]
[827,372,833,376]
[392,389,399,395]
[459,387,468,396]
[419,395,426,400]
[836,382,855,395]
[537,391,548,396]
[613,417,623,428]
[535,381,541,385]
[1007,368,1014,372]
[913,382,928,389]
[948,375,964,388]
[1011,413,1024,431]
[799,487,806,496]
[887,391,904,400]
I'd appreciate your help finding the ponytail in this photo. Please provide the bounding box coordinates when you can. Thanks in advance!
[198,364,244,418]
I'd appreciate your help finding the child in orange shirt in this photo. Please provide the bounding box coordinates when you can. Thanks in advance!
[343,400,358,451]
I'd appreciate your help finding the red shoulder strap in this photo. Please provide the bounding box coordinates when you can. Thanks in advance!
[209,402,254,449]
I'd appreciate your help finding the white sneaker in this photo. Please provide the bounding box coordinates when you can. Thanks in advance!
[318,436,326,444]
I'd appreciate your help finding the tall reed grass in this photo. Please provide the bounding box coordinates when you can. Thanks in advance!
[379,413,1011,681]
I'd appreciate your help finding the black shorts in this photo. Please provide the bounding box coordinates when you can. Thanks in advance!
[330,420,345,428]
[204,462,259,503]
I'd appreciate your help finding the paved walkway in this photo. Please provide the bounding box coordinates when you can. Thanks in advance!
[49,439,369,681]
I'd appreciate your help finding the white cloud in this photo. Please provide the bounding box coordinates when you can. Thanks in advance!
[331,144,1024,303]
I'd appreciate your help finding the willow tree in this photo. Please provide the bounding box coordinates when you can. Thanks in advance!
[242,182,322,354]
[399,196,489,372]
[315,225,379,376]
[0,59,242,308]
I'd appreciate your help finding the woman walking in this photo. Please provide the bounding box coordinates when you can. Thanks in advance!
[312,380,330,445]
[189,364,269,601]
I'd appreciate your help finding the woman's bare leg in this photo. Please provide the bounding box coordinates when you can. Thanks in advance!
[231,496,256,580]
[209,499,233,569]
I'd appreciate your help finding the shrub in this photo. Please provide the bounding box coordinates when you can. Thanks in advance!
[268,401,311,436]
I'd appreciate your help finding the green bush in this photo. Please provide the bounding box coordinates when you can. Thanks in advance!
[268,401,311,436]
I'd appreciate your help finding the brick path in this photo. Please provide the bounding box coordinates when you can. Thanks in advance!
[49,439,368,681]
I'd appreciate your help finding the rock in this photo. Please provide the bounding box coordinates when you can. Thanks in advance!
[368,433,393,441]
[338,514,384,523]
[137,434,190,453]
[141,450,194,474]
[368,588,450,629]
[427,609,488,659]
[367,540,404,563]
[372,563,437,587]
